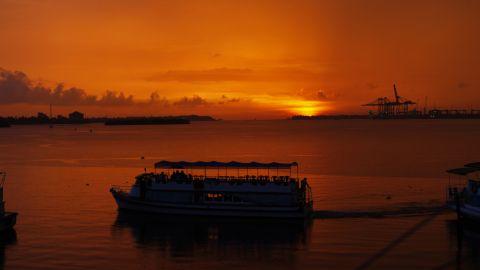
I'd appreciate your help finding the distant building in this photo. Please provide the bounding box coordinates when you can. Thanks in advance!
[68,111,85,121]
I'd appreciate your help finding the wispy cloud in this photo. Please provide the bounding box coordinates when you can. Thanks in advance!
[172,95,209,107]
[296,88,335,101]
[218,95,241,104]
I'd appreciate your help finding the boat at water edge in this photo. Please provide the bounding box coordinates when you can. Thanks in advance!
[110,161,313,218]
[446,162,480,221]
[0,173,17,231]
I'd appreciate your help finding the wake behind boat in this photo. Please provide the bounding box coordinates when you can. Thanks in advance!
[110,161,313,218]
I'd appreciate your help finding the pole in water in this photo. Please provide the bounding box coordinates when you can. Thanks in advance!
[455,193,462,221]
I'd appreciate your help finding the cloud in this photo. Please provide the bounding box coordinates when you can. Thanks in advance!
[0,67,252,111]
[147,91,170,106]
[146,67,324,83]
[218,94,241,104]
[0,68,133,106]
[172,95,209,107]
[97,90,134,106]
[296,88,332,101]
[0,67,329,119]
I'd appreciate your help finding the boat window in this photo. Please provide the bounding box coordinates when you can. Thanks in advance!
[205,193,224,202]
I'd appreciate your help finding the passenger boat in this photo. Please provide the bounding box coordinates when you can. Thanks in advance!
[0,172,17,231]
[111,161,313,218]
[446,162,480,221]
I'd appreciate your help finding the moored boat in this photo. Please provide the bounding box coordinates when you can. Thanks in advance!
[0,173,17,231]
[111,161,313,218]
[446,162,480,221]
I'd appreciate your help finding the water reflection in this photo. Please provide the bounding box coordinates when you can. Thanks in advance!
[445,219,480,269]
[112,211,312,261]
[0,230,16,269]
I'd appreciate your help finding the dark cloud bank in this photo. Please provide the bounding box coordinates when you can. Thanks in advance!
[0,68,215,107]
[0,68,135,106]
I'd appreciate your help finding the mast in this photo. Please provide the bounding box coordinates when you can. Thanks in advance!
[393,84,399,103]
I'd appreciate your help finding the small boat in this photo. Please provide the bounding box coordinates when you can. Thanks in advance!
[446,162,480,221]
[0,173,17,231]
[111,161,313,218]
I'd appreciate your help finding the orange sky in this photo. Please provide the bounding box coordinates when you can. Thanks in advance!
[1,0,479,119]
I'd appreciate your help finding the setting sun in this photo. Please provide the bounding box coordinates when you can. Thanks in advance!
[286,100,327,116]
[292,104,322,116]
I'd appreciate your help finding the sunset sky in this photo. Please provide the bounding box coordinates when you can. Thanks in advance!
[1,0,479,119]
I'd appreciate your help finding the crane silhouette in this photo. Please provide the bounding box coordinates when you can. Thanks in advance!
[363,84,416,118]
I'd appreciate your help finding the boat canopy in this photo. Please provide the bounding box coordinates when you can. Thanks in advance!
[446,167,480,175]
[154,160,298,169]
[465,162,480,168]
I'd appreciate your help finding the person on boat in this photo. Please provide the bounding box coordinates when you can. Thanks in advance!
[159,172,166,182]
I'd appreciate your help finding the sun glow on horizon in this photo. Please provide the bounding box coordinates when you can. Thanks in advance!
[292,105,320,116]
[248,95,327,117]
[285,100,327,116]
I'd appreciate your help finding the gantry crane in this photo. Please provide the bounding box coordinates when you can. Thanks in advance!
[363,84,416,118]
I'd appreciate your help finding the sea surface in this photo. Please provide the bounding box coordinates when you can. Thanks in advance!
[0,120,479,269]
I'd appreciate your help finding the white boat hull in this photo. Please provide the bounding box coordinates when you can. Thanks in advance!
[112,190,311,219]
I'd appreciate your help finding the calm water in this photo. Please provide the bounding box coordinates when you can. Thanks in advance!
[1,120,480,269]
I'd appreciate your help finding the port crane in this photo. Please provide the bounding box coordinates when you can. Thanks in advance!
[363,84,416,118]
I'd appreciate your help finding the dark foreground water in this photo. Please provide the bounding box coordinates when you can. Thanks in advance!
[1,120,480,269]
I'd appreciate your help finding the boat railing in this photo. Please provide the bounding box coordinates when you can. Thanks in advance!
[149,173,298,184]
[111,185,132,194]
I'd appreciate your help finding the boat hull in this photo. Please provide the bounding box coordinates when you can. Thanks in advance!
[0,212,17,231]
[448,202,480,222]
[111,190,310,219]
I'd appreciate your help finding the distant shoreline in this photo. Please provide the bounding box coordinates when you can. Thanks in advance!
[291,114,480,120]
[105,117,190,126]
[0,114,216,126]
